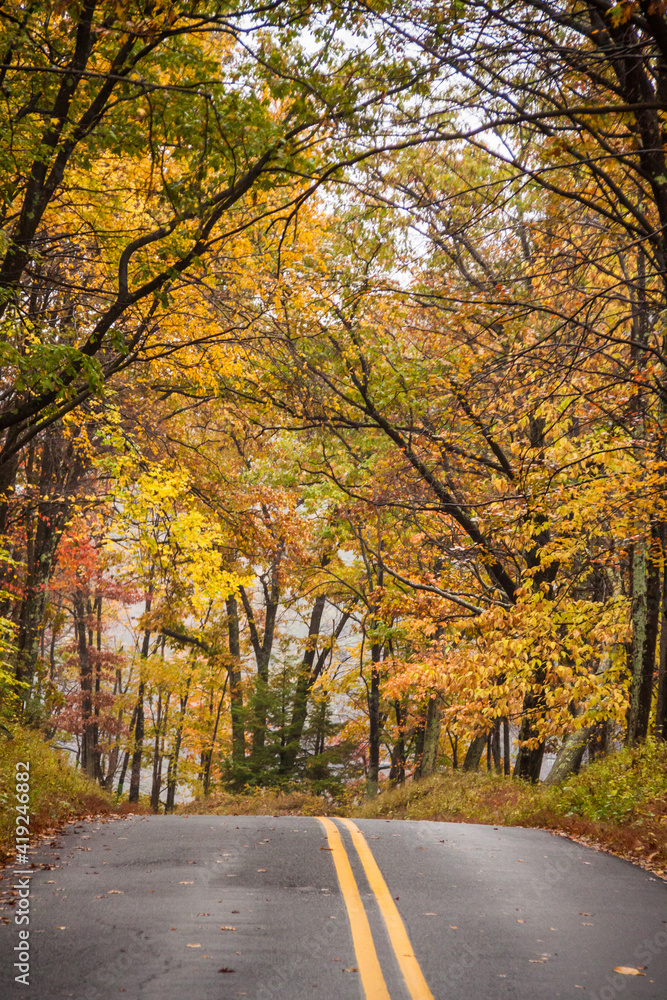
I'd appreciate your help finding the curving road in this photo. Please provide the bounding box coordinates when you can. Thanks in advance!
[1,814,665,999]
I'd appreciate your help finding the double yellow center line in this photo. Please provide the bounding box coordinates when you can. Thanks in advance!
[318,817,435,1000]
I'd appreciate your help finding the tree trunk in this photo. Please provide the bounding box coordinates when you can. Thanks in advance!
[203,678,227,796]
[388,700,406,785]
[627,530,660,744]
[543,726,593,785]
[463,732,487,772]
[656,524,667,739]
[74,594,96,779]
[128,680,145,803]
[503,717,511,775]
[421,696,442,777]
[165,668,193,812]
[226,596,245,765]
[280,592,327,776]
[513,663,547,781]
[366,640,382,798]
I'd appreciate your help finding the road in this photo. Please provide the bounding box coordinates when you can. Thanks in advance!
[1,814,665,1000]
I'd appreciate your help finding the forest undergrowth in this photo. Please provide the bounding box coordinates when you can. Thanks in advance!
[2,732,665,880]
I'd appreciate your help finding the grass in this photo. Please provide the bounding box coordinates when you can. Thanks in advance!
[354,739,667,878]
[178,786,346,817]
[3,722,665,880]
[182,740,667,878]
[0,723,121,865]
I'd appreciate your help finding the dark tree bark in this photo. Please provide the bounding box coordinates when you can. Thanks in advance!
[239,555,282,768]
[627,528,661,744]
[366,639,382,797]
[463,732,487,772]
[129,601,152,803]
[656,524,667,739]
[226,595,245,765]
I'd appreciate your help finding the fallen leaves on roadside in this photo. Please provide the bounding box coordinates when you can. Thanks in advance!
[614,967,645,976]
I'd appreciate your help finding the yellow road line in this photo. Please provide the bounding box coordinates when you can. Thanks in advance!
[341,818,435,1000]
[317,816,391,1000]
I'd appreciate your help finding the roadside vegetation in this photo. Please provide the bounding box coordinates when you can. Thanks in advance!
[0,723,116,865]
[178,741,667,878]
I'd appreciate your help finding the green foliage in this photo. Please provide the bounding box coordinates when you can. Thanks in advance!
[553,738,667,823]
[0,724,112,863]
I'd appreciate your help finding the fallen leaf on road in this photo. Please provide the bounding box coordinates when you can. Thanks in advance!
[614,967,645,976]
[218,967,235,973]
[56,926,67,930]
[579,913,592,916]
[186,943,201,948]
[517,859,525,862]
[517,919,525,924]
[197,912,209,916]
[257,869,267,872]
[108,890,123,894]
[343,968,358,973]
[220,926,236,931]
[449,925,458,930]
[320,847,332,851]
[178,881,194,885]
[231,910,240,913]
[423,913,438,916]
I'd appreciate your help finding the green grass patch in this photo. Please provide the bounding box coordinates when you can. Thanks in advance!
[0,724,114,864]
[352,739,667,877]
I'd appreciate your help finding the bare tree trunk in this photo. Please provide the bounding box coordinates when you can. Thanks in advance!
[543,727,593,785]
[463,732,487,772]
[627,529,660,744]
[226,596,245,765]
[366,639,382,798]
[421,696,442,777]
[656,524,667,739]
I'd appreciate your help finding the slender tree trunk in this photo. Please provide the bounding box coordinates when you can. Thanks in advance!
[203,678,228,795]
[513,662,547,781]
[129,591,152,803]
[366,640,382,798]
[503,718,510,775]
[128,681,145,803]
[150,691,163,812]
[226,596,245,765]
[421,696,442,777]
[388,700,406,786]
[166,670,193,812]
[491,719,501,773]
[413,711,426,779]
[74,594,95,778]
[280,593,327,776]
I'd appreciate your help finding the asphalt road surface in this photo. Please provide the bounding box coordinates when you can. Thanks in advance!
[1,814,666,1000]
